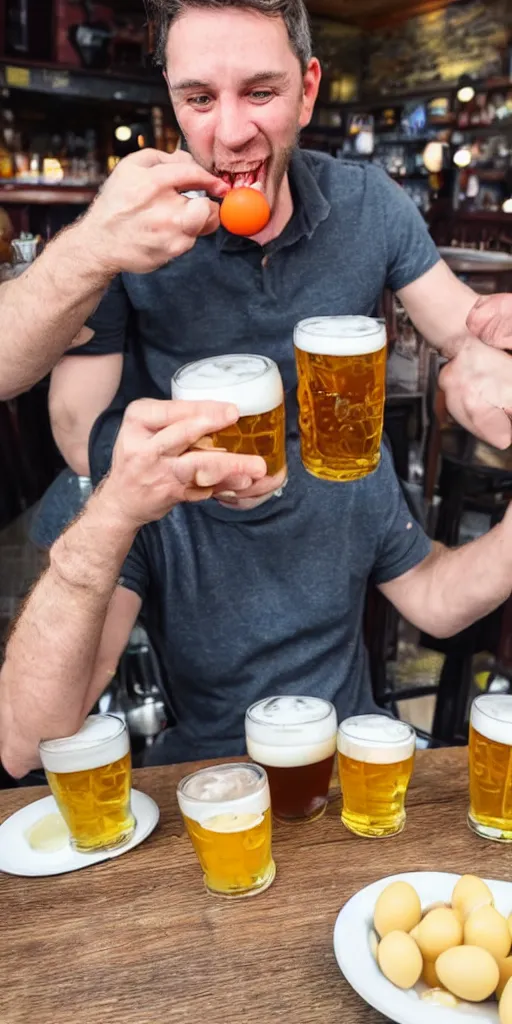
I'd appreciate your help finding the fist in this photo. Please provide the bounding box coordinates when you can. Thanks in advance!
[467,293,512,350]
[78,150,228,276]
[100,398,267,528]
[439,337,512,449]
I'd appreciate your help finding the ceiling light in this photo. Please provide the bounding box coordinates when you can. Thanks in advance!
[502,198,512,214]
[453,147,472,168]
[115,125,132,142]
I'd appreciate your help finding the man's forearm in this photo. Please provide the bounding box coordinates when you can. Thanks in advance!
[386,526,512,640]
[0,220,112,400]
[0,485,137,778]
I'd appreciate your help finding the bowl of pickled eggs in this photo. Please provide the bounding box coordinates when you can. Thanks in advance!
[333,872,512,1024]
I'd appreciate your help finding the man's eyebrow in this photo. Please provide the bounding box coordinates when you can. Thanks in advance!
[170,71,288,93]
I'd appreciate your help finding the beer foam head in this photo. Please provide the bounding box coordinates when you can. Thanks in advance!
[337,715,415,765]
[294,316,386,357]
[171,354,283,416]
[245,696,337,768]
[177,762,270,825]
[471,695,512,746]
[39,715,129,774]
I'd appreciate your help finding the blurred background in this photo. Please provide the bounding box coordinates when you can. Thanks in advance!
[1,0,512,774]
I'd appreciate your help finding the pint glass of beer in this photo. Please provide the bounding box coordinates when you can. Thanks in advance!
[171,353,286,480]
[39,715,136,853]
[469,694,512,842]
[337,715,415,838]
[177,763,275,898]
[294,316,387,482]
[245,696,337,822]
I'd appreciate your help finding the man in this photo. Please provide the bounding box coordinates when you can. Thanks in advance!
[2,394,512,779]
[0,148,227,400]
[2,0,512,777]
[47,0,512,477]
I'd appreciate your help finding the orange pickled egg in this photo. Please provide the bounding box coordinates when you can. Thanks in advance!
[220,186,271,236]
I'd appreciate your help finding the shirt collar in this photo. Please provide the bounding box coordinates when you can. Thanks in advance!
[215,147,331,255]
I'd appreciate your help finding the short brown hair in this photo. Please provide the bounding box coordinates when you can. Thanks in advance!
[146,0,312,71]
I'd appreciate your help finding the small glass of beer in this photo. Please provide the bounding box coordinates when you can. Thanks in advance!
[294,315,387,482]
[469,694,512,842]
[39,715,136,854]
[337,715,416,838]
[171,353,286,482]
[177,763,275,898]
[245,695,337,822]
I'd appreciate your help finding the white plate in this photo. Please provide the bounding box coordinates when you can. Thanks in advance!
[0,789,159,877]
[333,871,512,1024]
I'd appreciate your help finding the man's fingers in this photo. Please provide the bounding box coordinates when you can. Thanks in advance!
[124,148,183,169]
[125,398,238,435]
[174,450,267,490]
[467,294,512,348]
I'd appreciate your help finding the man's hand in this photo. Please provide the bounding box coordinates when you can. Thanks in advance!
[75,150,228,277]
[99,398,267,528]
[467,293,512,349]
[439,337,512,449]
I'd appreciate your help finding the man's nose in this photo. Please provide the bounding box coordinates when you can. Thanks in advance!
[216,98,259,151]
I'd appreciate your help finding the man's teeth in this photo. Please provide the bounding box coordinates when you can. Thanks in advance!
[219,166,265,188]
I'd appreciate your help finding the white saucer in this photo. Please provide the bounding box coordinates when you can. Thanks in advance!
[0,789,159,877]
[333,871,512,1024]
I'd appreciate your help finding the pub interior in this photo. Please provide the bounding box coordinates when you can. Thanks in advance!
[2,2,512,1023]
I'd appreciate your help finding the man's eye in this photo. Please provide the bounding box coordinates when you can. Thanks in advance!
[250,90,273,102]
[189,95,212,107]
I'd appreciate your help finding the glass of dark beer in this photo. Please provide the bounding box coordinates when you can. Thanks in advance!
[245,696,337,823]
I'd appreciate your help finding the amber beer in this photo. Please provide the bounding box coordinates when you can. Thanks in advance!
[171,353,286,480]
[469,694,512,841]
[177,763,275,898]
[294,316,387,482]
[245,696,337,822]
[337,715,415,838]
[39,715,135,853]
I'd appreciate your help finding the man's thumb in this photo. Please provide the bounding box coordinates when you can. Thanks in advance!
[180,196,215,237]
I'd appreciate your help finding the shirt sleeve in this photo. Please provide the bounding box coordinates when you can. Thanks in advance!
[68,274,130,357]
[118,533,150,602]
[368,165,441,293]
[371,447,432,585]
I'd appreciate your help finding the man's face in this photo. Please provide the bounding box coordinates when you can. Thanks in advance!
[166,8,320,213]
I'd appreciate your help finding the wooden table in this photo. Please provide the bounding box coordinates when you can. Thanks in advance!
[1,747,508,1024]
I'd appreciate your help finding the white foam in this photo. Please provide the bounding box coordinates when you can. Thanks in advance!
[177,763,270,824]
[245,696,337,768]
[337,715,416,765]
[39,715,129,774]
[294,316,386,356]
[471,695,512,746]
[171,354,284,416]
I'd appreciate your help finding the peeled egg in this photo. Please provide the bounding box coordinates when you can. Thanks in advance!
[452,875,493,920]
[436,945,499,1002]
[500,977,512,1024]
[416,908,463,961]
[377,931,423,989]
[410,924,421,943]
[508,915,512,941]
[464,905,511,960]
[421,989,458,1008]
[497,958,512,1000]
[374,881,422,938]
[422,960,440,988]
[369,930,379,961]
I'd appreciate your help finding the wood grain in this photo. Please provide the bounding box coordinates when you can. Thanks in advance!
[1,747,505,1024]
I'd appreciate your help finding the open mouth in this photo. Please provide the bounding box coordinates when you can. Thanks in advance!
[215,160,268,190]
